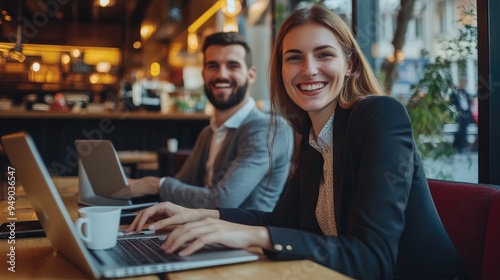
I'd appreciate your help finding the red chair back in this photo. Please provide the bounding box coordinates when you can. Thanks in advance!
[428,179,500,280]
[482,191,500,280]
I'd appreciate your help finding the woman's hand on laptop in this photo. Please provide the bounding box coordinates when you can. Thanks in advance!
[125,202,220,235]
[161,219,273,256]
[127,177,160,197]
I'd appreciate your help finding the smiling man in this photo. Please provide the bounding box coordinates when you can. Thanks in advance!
[128,32,294,211]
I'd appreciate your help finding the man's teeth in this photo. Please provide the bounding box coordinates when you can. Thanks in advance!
[214,83,231,88]
[300,83,325,91]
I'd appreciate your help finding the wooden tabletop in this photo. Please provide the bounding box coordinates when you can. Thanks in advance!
[0,177,351,279]
[116,151,158,165]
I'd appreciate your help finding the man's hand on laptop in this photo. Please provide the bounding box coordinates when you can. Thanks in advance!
[127,177,161,197]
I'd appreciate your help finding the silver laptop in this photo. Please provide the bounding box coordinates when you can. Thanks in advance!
[75,139,155,210]
[1,132,259,279]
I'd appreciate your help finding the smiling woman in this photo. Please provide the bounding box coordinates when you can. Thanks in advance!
[281,22,353,134]
[125,5,468,280]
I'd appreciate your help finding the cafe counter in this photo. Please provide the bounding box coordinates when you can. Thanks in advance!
[0,109,209,176]
[0,109,210,120]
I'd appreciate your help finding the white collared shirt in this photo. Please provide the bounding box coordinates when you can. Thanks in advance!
[309,112,338,236]
[205,97,256,187]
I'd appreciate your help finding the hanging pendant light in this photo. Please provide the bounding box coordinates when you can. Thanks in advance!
[6,0,26,62]
[221,0,242,17]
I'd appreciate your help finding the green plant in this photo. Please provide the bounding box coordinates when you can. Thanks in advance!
[406,57,455,159]
[406,5,477,161]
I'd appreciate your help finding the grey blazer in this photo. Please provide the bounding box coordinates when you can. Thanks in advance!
[159,107,294,211]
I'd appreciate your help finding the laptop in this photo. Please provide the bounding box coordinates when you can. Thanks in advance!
[1,132,259,278]
[75,139,155,210]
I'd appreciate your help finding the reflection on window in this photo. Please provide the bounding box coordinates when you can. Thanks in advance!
[375,0,478,183]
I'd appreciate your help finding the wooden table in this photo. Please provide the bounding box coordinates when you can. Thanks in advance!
[0,177,351,279]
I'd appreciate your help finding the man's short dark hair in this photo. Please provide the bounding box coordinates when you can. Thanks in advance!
[202,32,252,68]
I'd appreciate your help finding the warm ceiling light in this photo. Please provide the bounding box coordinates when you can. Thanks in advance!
[186,1,242,35]
[150,62,160,77]
[2,10,12,22]
[72,48,81,58]
[94,0,115,8]
[140,24,155,40]
[61,54,71,64]
[223,17,239,32]
[187,2,221,34]
[187,33,199,52]
[31,62,41,72]
[89,74,99,84]
[96,62,111,73]
[221,0,242,17]
[133,41,142,49]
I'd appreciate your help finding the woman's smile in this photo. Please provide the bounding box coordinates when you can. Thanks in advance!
[297,82,327,94]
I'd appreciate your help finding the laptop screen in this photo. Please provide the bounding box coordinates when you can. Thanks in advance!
[2,132,102,278]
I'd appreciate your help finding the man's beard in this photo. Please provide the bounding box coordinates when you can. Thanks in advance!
[204,80,248,110]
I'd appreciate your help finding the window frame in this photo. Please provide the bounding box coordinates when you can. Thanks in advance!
[477,0,499,184]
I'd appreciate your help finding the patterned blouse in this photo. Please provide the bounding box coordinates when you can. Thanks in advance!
[309,113,337,236]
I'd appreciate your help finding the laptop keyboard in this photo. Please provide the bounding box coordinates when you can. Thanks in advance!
[108,237,182,266]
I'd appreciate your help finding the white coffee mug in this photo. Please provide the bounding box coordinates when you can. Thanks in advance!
[75,206,121,250]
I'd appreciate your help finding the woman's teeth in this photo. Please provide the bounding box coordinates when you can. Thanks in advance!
[299,83,325,91]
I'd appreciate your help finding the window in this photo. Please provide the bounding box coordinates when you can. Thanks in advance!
[273,0,488,184]
[373,0,478,183]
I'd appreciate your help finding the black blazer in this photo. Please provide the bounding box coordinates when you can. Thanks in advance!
[220,96,466,279]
